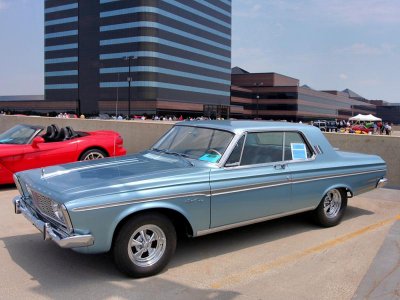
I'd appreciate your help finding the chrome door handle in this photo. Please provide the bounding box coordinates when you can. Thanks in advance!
[274,164,286,170]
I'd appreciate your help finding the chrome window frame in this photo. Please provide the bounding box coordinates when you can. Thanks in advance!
[152,124,236,163]
[221,129,316,169]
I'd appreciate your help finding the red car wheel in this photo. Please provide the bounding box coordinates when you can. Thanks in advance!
[79,149,107,161]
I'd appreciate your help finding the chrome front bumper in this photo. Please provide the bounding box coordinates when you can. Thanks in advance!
[13,196,94,248]
[376,178,388,188]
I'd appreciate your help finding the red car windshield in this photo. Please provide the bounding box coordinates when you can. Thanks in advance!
[0,125,39,144]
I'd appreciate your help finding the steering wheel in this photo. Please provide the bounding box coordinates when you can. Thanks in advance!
[207,149,222,156]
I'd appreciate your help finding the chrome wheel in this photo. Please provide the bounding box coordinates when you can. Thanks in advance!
[323,189,342,218]
[128,225,166,267]
[113,213,176,277]
[81,150,105,160]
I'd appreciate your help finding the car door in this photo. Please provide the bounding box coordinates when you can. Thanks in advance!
[20,139,78,170]
[0,144,28,174]
[282,131,319,210]
[209,131,292,228]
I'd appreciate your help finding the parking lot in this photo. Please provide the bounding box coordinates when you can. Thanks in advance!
[1,186,399,300]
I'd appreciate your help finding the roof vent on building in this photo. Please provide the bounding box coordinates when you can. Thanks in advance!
[342,88,365,99]
[231,66,250,74]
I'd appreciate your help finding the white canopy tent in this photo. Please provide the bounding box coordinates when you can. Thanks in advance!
[349,114,381,122]
[366,114,382,121]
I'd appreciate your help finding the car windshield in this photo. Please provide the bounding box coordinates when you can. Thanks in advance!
[0,125,38,144]
[152,125,234,163]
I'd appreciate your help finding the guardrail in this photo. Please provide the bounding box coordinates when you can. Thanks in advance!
[323,132,399,188]
[0,115,174,154]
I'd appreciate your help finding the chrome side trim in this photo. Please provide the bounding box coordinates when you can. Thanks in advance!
[376,178,388,188]
[72,190,211,212]
[212,178,291,196]
[212,168,386,196]
[71,168,385,212]
[196,206,315,237]
[13,196,94,248]
[291,168,387,186]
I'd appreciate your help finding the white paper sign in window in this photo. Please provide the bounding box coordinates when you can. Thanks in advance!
[291,143,307,160]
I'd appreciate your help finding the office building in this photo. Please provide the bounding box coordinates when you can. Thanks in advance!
[45,0,232,115]
[230,67,377,121]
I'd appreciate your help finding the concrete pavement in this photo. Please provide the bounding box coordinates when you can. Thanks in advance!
[1,186,399,299]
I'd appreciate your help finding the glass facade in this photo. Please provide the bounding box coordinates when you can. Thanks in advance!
[377,104,400,124]
[44,0,79,103]
[99,0,231,112]
[231,73,377,121]
[45,0,232,115]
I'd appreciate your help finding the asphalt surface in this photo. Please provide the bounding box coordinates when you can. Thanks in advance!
[1,186,399,300]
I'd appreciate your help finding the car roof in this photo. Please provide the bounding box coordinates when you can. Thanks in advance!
[175,120,315,134]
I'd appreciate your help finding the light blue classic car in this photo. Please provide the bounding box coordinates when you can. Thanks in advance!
[13,121,387,277]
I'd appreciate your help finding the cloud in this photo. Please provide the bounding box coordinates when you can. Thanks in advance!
[256,0,400,25]
[233,0,264,17]
[232,47,272,72]
[317,0,400,24]
[357,79,380,87]
[335,43,395,56]
[232,47,265,62]
[339,74,348,80]
[0,0,7,10]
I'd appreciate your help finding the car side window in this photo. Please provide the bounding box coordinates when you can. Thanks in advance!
[225,135,245,167]
[240,132,284,166]
[284,132,313,161]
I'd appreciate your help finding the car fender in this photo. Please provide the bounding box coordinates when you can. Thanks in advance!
[105,200,195,250]
[320,183,353,203]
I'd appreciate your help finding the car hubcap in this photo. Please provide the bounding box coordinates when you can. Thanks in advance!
[323,189,342,218]
[83,151,104,160]
[128,225,166,267]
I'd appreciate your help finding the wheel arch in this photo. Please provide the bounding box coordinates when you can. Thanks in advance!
[110,205,194,250]
[78,146,109,160]
[321,184,353,202]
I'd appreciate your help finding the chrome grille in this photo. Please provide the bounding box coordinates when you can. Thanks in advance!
[29,189,59,221]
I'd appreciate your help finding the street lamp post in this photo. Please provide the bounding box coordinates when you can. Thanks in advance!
[254,82,263,119]
[124,56,137,119]
[115,73,120,117]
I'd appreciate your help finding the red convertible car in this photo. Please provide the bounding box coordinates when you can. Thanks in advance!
[0,124,126,184]
[351,125,372,134]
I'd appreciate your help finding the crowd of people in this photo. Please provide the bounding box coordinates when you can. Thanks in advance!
[1,110,396,136]
[311,119,393,135]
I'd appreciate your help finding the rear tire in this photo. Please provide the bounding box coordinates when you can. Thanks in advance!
[79,149,107,161]
[313,188,347,227]
[113,213,176,278]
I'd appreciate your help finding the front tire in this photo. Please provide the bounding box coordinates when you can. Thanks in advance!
[313,188,347,227]
[113,213,176,278]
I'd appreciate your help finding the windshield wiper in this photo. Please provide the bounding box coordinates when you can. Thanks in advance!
[151,148,194,166]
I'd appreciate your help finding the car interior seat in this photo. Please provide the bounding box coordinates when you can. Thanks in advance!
[66,126,79,139]
[51,124,60,138]
[55,127,70,141]
[42,126,55,142]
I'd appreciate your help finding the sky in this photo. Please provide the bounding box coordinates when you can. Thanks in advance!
[0,0,399,102]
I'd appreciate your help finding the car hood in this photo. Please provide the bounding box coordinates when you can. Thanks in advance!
[17,151,211,203]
